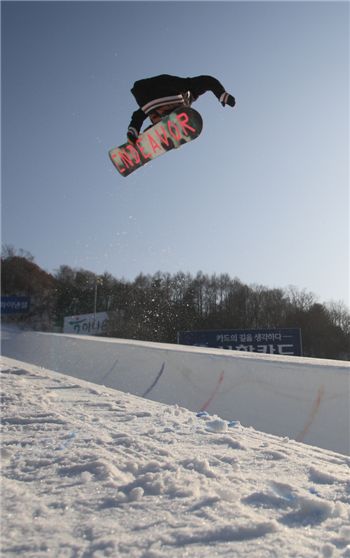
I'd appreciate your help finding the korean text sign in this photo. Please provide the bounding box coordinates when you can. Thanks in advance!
[1,296,30,314]
[178,328,302,356]
[63,312,108,336]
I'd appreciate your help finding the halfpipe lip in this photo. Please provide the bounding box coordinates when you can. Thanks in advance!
[18,330,350,370]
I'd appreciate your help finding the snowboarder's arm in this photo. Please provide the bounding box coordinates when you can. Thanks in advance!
[187,75,235,107]
[127,108,147,141]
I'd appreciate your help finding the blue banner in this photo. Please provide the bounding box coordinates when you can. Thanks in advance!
[178,328,302,356]
[1,296,30,314]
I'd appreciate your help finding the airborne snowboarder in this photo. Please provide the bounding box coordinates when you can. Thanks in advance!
[127,74,236,142]
[109,74,236,177]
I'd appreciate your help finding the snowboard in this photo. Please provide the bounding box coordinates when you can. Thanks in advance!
[109,106,203,177]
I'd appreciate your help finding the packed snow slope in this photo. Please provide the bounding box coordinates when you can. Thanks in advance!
[2,357,350,558]
[2,328,350,454]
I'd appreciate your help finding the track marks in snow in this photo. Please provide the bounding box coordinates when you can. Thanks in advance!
[2,413,67,426]
[165,520,279,546]
[243,477,347,531]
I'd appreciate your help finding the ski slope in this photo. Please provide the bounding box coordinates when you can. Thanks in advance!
[2,356,350,558]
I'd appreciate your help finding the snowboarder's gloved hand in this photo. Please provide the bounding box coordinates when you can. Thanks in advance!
[220,92,236,108]
[127,127,139,143]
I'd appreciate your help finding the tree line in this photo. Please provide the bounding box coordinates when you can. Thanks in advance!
[2,246,349,360]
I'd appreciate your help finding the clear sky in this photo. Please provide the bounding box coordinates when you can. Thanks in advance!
[2,1,349,306]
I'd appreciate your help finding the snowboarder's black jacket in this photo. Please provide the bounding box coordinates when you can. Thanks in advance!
[128,74,234,136]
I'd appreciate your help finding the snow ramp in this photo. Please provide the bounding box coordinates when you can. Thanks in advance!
[2,328,349,455]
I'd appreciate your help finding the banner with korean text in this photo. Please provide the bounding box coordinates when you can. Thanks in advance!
[63,312,108,336]
[177,328,303,356]
[1,296,30,314]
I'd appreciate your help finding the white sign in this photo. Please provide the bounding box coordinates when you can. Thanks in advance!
[63,312,109,336]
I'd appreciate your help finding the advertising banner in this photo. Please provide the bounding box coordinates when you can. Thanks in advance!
[178,328,303,356]
[63,312,108,336]
[1,296,30,314]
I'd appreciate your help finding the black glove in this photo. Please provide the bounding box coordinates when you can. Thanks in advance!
[127,127,139,143]
[220,92,236,108]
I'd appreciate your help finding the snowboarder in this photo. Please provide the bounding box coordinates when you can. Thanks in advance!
[127,74,236,142]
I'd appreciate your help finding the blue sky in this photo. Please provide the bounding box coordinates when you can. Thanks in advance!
[2,1,349,306]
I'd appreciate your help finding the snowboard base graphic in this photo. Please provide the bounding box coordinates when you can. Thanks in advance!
[109,107,203,177]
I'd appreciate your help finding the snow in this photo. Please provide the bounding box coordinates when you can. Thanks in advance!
[2,356,350,557]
